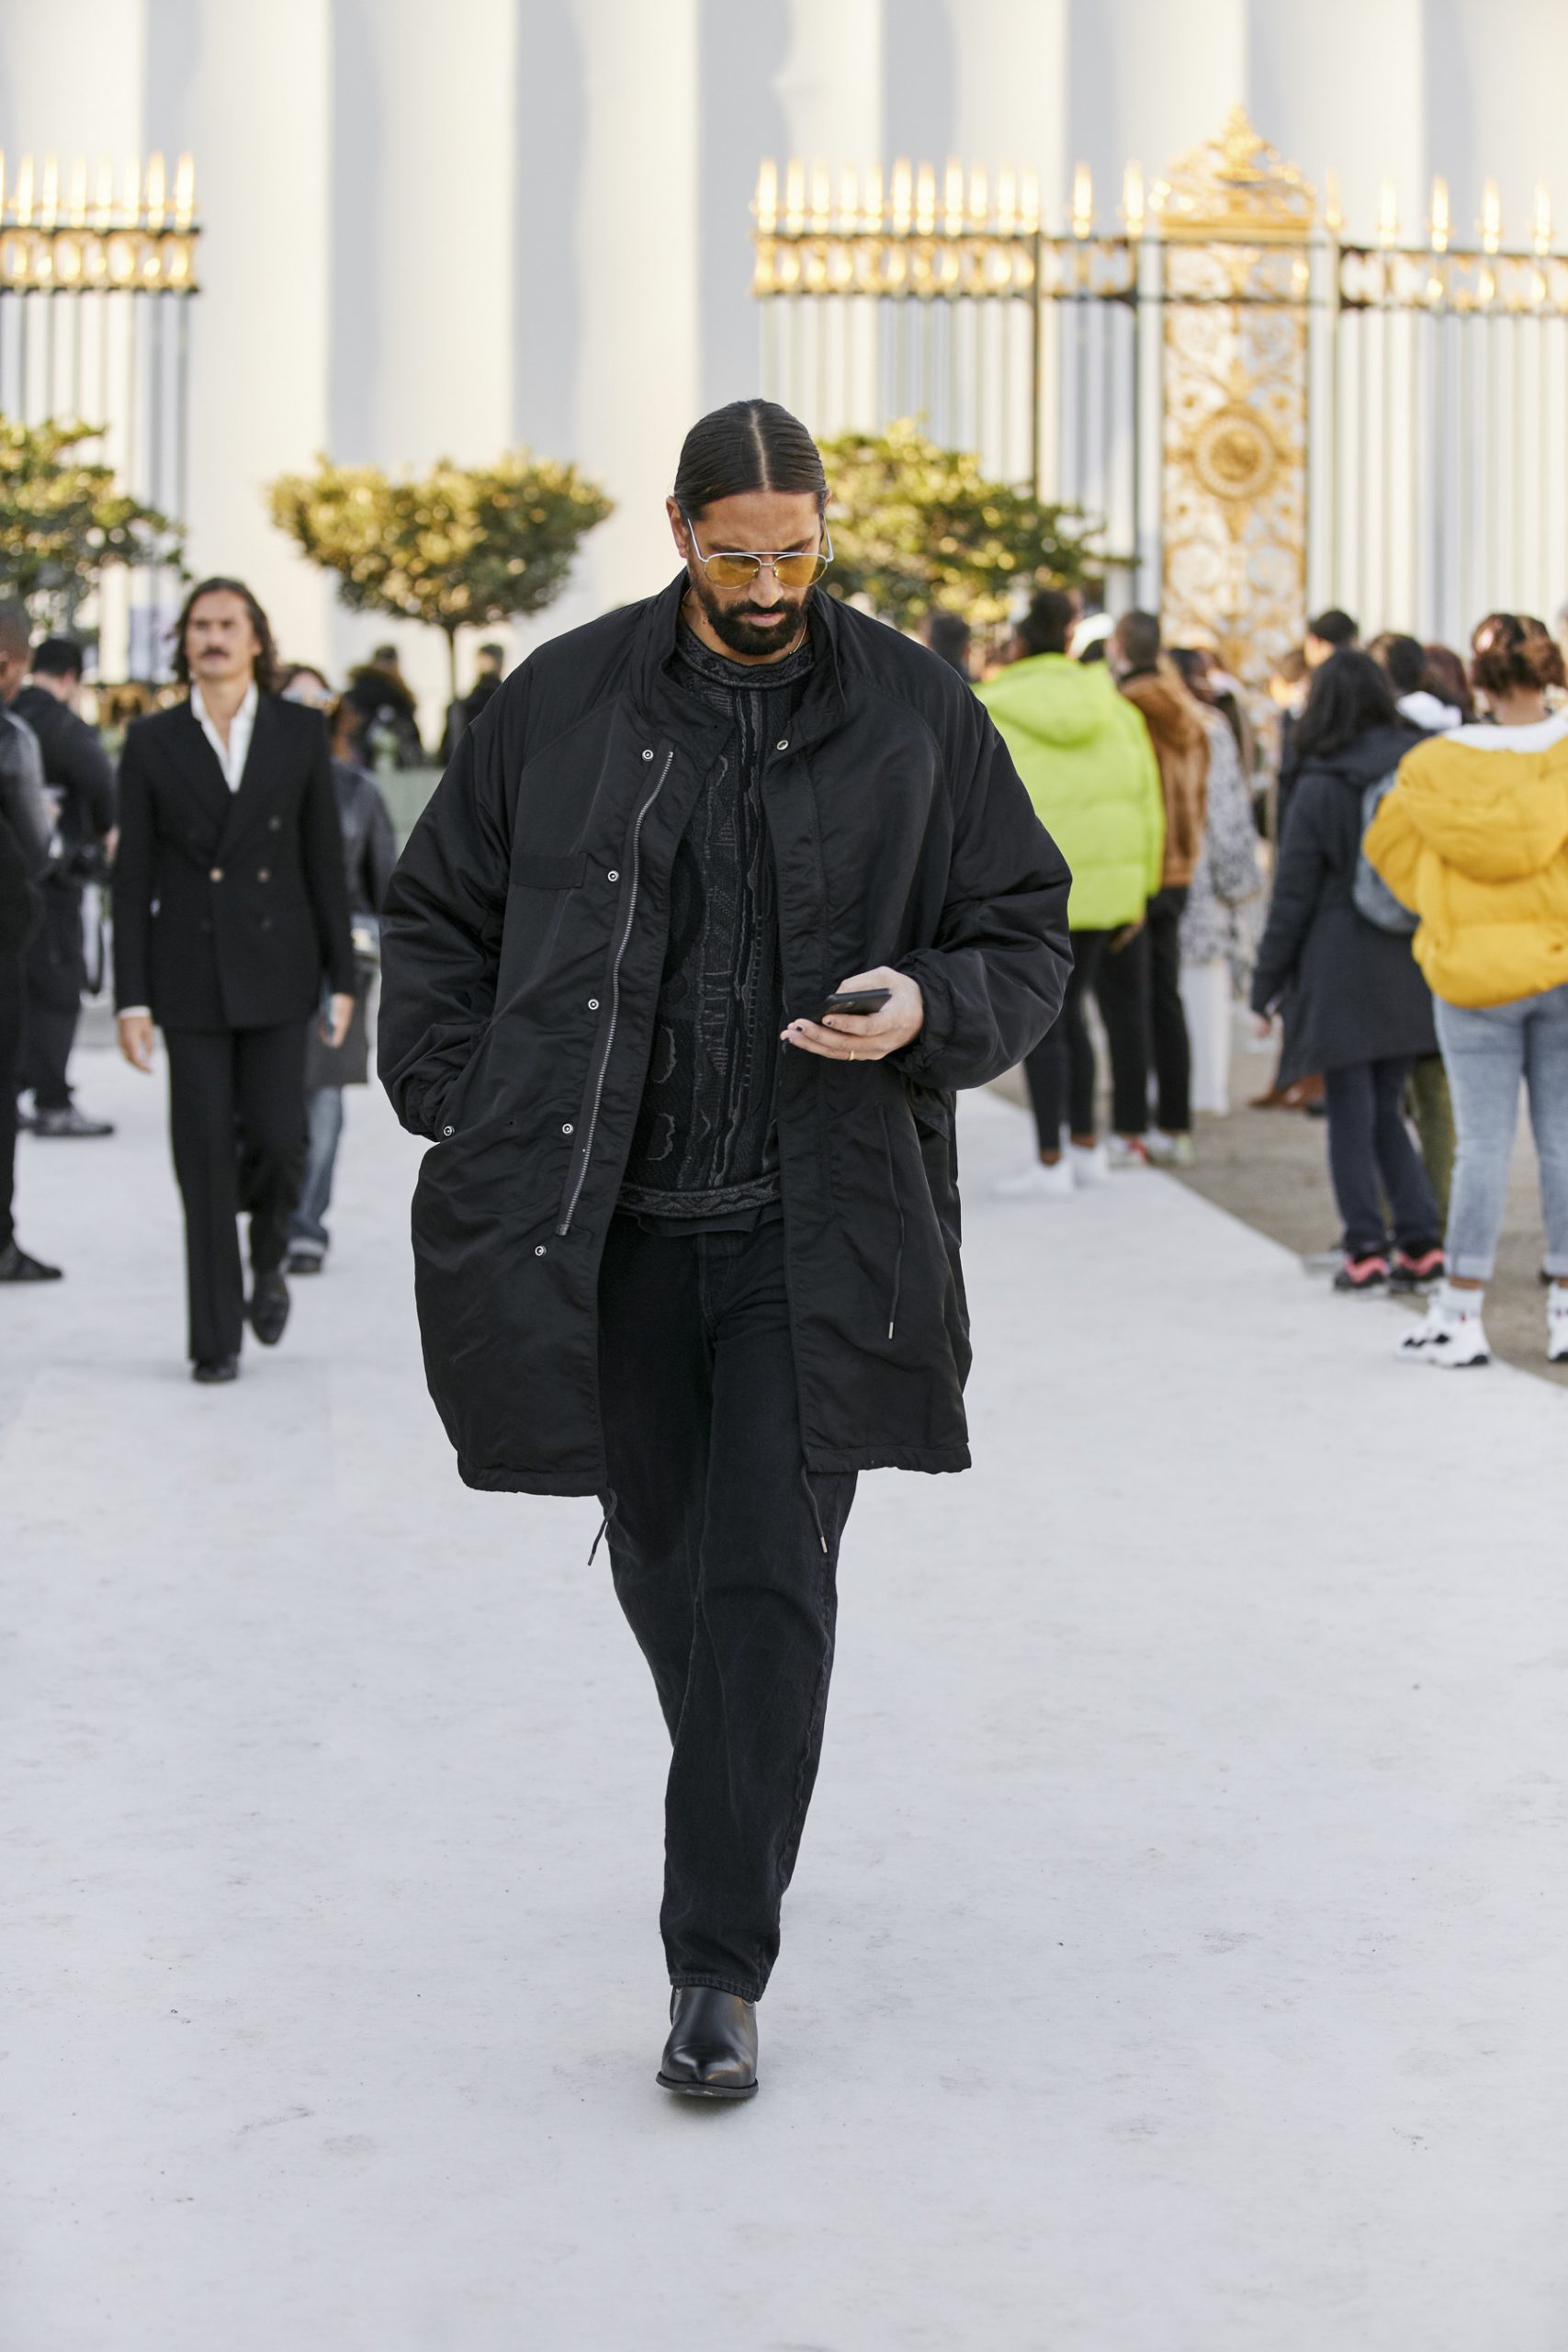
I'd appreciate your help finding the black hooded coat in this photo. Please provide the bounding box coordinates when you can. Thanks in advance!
[1250,719,1438,1084]
[378,577,1072,1495]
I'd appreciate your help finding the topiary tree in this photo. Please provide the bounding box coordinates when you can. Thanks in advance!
[267,450,614,697]
[0,415,185,629]
[817,418,1100,629]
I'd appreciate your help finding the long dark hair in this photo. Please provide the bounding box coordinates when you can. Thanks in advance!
[1294,647,1398,763]
[171,576,279,694]
[671,399,827,516]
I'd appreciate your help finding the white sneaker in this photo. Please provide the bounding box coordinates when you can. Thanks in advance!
[1068,1141,1111,1187]
[1400,1284,1490,1368]
[1145,1129,1195,1167]
[994,1158,1075,1200]
[1548,1285,1568,1363]
[1105,1134,1152,1170]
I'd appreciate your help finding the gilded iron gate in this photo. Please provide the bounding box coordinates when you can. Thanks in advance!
[753,109,1568,698]
[0,152,200,681]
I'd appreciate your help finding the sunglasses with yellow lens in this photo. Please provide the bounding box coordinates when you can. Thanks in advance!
[682,511,833,591]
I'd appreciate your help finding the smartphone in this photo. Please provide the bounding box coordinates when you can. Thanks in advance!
[818,988,892,1022]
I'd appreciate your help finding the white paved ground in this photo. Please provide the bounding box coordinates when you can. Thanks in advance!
[5,1048,1567,2352]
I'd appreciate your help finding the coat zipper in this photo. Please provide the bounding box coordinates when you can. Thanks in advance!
[879,1109,906,1342]
[556,747,674,1237]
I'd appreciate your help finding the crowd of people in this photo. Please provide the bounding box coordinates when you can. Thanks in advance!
[961,585,1568,1368]
[5,542,1568,1381]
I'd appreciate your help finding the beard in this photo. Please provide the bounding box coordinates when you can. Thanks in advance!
[687,567,813,659]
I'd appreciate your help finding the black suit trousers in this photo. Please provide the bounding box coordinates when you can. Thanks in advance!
[165,1023,308,1362]
[0,946,24,1251]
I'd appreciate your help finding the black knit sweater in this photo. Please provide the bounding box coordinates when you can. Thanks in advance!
[618,623,816,1228]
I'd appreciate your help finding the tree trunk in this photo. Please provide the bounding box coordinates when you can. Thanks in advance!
[444,625,460,704]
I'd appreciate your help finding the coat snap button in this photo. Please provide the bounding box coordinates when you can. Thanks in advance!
[587,998,599,1011]
[606,870,619,883]
[442,1125,454,1137]
[641,747,654,761]
[534,1244,547,1256]
[257,867,270,882]
[561,1122,574,1135]
[268,816,281,831]
[209,865,223,881]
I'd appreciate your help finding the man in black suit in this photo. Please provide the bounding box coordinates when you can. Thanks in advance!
[114,579,356,1382]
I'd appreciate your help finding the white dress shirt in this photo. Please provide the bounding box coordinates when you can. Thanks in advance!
[193,680,258,790]
[118,682,261,1020]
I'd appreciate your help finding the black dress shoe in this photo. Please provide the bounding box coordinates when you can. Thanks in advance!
[657,1987,759,2100]
[285,1248,324,1275]
[0,1240,63,1282]
[249,1269,290,1346]
[30,1105,116,1137]
[191,1355,240,1384]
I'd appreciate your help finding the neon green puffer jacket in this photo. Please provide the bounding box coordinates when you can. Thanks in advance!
[976,655,1165,931]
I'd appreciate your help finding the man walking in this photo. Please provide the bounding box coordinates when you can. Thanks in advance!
[15,637,118,1137]
[1105,611,1211,1163]
[114,579,355,1381]
[0,603,62,1283]
[379,399,1071,2100]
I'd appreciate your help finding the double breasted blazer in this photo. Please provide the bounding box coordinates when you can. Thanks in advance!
[113,694,356,1032]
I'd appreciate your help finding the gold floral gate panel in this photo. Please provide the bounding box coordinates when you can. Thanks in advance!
[752,110,1568,699]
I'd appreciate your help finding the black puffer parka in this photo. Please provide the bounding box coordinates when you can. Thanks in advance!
[378,579,1072,1495]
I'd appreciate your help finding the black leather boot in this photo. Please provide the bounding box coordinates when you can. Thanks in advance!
[657,1987,759,2100]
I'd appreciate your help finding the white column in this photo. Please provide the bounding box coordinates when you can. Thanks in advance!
[325,0,517,717]
[0,0,146,160]
[143,0,334,676]
[558,0,701,622]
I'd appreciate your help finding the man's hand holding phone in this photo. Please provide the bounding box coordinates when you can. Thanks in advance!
[781,966,925,1062]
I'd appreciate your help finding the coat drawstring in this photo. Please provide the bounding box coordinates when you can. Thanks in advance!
[878,1110,906,1343]
[587,1487,619,1566]
[799,1464,829,1557]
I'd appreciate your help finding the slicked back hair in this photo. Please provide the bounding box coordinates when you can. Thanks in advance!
[672,400,828,519]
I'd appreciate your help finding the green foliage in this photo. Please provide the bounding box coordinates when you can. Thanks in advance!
[268,451,614,689]
[0,415,185,626]
[818,419,1099,629]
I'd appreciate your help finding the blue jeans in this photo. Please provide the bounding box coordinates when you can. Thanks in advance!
[1436,985,1568,1282]
[288,1085,345,1257]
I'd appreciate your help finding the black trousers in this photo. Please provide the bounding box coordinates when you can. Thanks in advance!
[22,884,87,1110]
[1097,885,1192,1135]
[1022,926,1149,1148]
[164,1023,308,1363]
[1322,1057,1442,1260]
[0,946,23,1252]
[597,1212,856,2001]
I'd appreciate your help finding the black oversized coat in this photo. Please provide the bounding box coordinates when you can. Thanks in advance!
[379,579,1072,1496]
[1250,721,1438,1083]
[113,695,356,1031]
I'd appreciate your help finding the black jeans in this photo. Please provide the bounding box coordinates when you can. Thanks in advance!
[22,883,87,1110]
[1022,926,1148,1148]
[597,1212,856,2001]
[0,945,23,1251]
[1097,886,1191,1134]
[1322,1057,1442,1259]
[165,1023,308,1362]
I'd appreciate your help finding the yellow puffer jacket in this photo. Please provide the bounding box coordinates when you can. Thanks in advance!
[1364,727,1568,1008]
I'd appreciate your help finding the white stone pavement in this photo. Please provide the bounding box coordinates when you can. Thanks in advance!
[4,1050,1567,2352]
